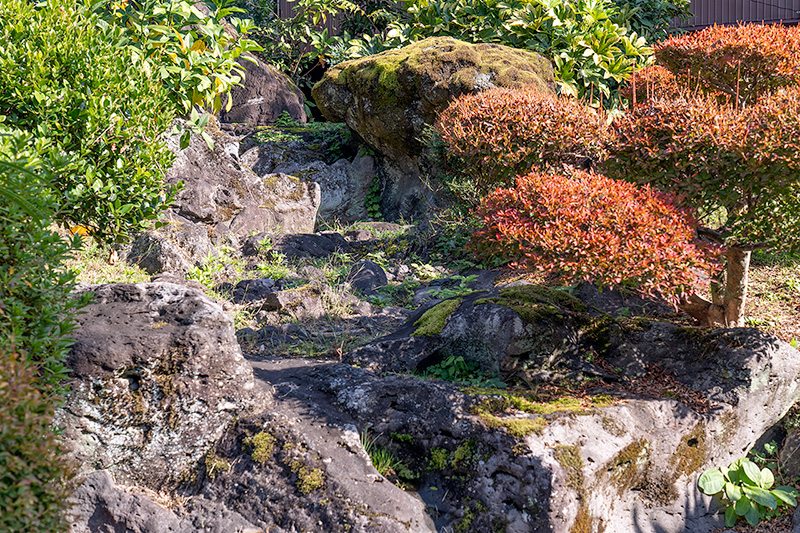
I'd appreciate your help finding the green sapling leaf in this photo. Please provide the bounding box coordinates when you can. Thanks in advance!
[741,459,762,486]
[743,485,777,509]
[773,486,799,507]
[759,467,774,489]
[725,481,742,501]
[698,469,725,495]
[735,495,752,516]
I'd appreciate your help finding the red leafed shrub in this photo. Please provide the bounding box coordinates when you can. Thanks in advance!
[605,85,800,248]
[469,170,716,298]
[656,24,800,105]
[434,86,610,188]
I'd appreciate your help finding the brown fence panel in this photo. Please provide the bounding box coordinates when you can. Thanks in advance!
[675,0,800,28]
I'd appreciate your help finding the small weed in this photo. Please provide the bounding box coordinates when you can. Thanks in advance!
[254,128,301,144]
[204,451,230,479]
[421,354,506,389]
[365,176,382,219]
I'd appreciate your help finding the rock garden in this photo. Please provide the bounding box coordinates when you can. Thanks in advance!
[4,1,800,533]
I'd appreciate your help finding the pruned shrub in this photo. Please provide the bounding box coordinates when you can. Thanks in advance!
[656,24,800,106]
[434,87,610,189]
[605,86,800,249]
[469,170,715,299]
[0,348,74,532]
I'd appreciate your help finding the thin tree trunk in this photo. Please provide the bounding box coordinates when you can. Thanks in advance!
[723,247,751,327]
[680,247,751,328]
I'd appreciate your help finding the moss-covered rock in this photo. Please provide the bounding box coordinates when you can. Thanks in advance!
[313,37,554,164]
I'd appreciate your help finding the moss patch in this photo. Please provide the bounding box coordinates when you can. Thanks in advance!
[290,460,325,495]
[244,431,275,465]
[479,412,547,437]
[204,451,230,480]
[475,284,588,325]
[412,298,463,336]
[554,444,602,533]
[672,423,707,478]
[604,439,650,494]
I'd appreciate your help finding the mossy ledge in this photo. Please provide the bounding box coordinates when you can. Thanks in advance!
[412,298,463,336]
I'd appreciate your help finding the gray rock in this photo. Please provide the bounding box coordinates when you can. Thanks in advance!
[194,358,437,533]
[56,282,270,489]
[346,260,388,295]
[342,284,800,532]
[263,283,325,320]
[68,470,261,533]
[272,155,376,225]
[127,213,216,275]
[218,55,306,127]
[165,124,320,239]
[259,232,350,260]
[231,278,276,304]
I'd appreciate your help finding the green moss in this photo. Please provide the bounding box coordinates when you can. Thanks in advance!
[290,461,325,494]
[244,431,275,465]
[452,442,474,468]
[412,298,463,336]
[672,423,707,478]
[429,447,449,470]
[204,451,230,480]
[479,412,547,437]
[605,439,650,494]
[555,444,584,492]
[468,389,614,417]
[498,285,587,312]
[455,505,478,532]
[391,433,413,444]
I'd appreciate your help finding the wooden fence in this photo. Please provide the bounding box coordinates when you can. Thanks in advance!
[676,0,800,28]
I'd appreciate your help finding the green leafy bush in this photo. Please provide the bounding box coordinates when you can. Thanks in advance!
[698,458,798,527]
[435,86,610,189]
[612,0,691,42]
[0,130,83,393]
[97,0,262,118]
[0,347,74,532]
[0,0,177,242]
[469,169,716,299]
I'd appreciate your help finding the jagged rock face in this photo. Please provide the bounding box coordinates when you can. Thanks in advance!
[56,283,270,490]
[239,136,376,225]
[342,283,800,532]
[67,470,261,533]
[312,36,556,219]
[166,126,320,238]
[126,125,321,275]
[218,55,306,127]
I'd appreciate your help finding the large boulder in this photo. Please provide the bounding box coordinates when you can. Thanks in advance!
[166,125,320,238]
[312,36,556,218]
[341,283,800,532]
[127,124,322,275]
[218,55,306,126]
[56,282,270,490]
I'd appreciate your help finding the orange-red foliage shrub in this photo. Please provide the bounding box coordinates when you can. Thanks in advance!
[434,86,609,187]
[605,85,800,247]
[656,24,800,105]
[469,170,716,298]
